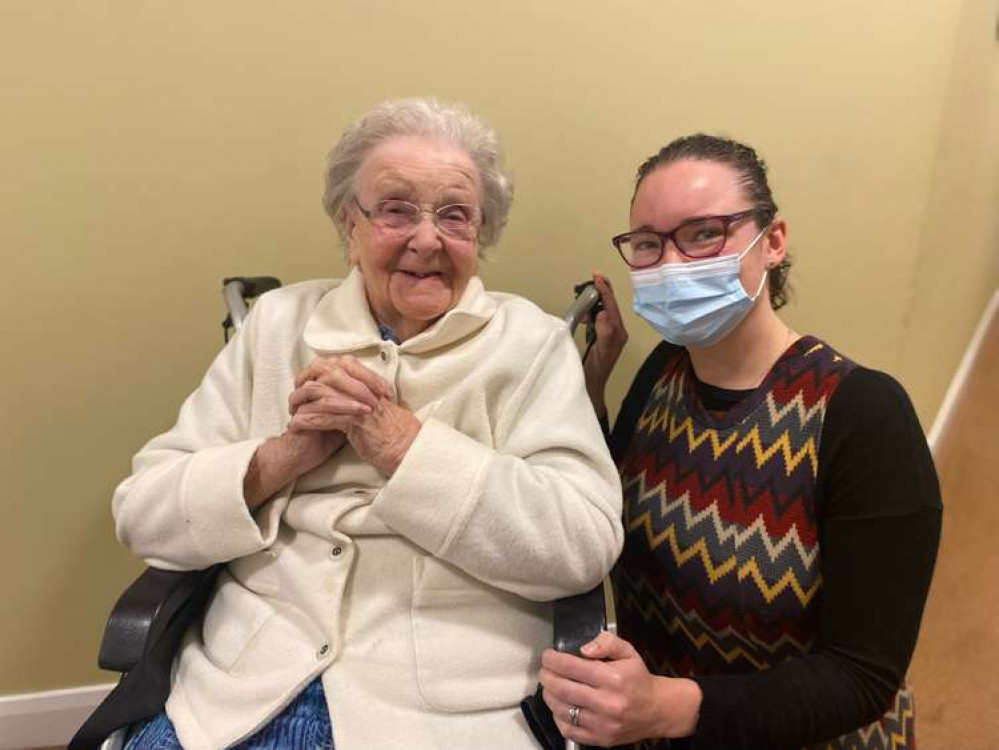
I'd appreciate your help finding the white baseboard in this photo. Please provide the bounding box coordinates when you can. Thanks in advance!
[0,683,115,750]
[927,288,999,453]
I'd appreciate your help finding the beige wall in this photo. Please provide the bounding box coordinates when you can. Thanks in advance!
[1,0,995,694]
[898,0,999,424]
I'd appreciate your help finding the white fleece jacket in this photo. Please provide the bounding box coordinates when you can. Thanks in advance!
[112,269,623,750]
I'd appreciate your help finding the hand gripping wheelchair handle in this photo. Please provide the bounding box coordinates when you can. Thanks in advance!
[521,579,616,750]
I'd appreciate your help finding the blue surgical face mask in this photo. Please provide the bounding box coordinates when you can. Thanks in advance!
[630,227,769,348]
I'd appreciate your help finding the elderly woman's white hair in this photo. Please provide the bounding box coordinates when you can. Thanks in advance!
[323,98,514,253]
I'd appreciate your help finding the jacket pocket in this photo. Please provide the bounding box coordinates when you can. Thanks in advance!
[411,556,551,713]
[201,570,276,671]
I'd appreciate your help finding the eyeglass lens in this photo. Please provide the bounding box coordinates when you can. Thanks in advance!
[621,217,729,267]
[369,199,476,238]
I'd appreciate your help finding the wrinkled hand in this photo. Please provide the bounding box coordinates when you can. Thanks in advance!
[244,429,347,509]
[538,631,700,747]
[344,397,421,475]
[289,354,393,432]
[276,428,346,477]
[289,354,419,476]
[584,274,628,418]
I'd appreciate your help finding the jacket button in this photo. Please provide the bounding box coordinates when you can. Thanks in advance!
[317,643,330,659]
[331,546,343,557]
[379,350,389,362]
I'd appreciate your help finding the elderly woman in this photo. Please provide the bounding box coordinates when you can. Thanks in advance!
[539,134,941,749]
[114,98,623,750]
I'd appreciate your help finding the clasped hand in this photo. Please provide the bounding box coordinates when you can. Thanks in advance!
[285,354,420,476]
[539,631,701,747]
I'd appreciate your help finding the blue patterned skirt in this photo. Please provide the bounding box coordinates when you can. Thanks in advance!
[124,677,333,749]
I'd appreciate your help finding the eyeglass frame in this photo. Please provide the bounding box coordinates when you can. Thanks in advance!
[611,207,774,268]
[352,196,482,240]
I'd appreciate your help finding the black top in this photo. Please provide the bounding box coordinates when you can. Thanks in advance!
[606,341,942,750]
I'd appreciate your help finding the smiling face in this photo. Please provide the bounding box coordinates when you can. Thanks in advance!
[345,135,482,341]
[630,159,785,298]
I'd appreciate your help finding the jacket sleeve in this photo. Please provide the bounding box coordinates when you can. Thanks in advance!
[111,303,288,571]
[372,325,624,601]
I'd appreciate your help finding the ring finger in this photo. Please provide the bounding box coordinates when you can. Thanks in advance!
[547,698,600,746]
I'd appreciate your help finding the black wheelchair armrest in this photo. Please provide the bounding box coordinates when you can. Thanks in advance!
[553,583,608,656]
[98,566,220,673]
[522,582,610,750]
[71,566,221,750]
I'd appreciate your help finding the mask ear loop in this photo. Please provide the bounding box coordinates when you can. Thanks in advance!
[749,264,769,302]
[738,225,771,302]
[736,225,769,262]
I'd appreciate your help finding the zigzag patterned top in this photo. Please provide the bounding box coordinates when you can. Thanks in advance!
[613,336,915,750]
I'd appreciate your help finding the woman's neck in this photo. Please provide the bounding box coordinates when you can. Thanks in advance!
[386,319,430,343]
[371,308,434,344]
[687,300,796,390]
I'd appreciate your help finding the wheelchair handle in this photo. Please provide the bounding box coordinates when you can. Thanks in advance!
[563,282,602,336]
[553,579,617,750]
[222,276,281,334]
[559,279,619,677]
[223,276,282,298]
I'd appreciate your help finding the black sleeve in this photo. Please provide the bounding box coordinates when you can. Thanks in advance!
[689,368,942,750]
[608,342,679,462]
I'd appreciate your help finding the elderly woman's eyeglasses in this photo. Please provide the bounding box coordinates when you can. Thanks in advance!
[611,208,772,268]
[354,198,481,240]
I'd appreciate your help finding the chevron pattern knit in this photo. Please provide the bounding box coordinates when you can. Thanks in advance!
[613,337,914,750]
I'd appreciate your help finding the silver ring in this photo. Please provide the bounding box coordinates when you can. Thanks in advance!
[568,704,582,726]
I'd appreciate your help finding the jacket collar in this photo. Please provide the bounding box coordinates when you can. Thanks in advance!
[303,267,496,355]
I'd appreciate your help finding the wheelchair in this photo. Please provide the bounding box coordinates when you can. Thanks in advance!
[69,278,612,750]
